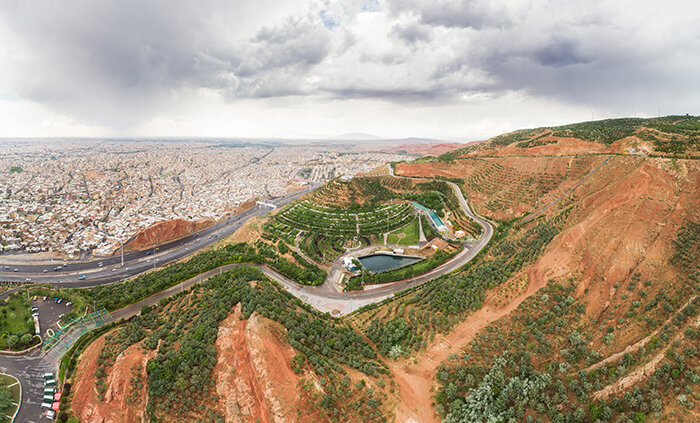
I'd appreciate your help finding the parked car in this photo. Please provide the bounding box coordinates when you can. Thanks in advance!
[65,302,72,307]
[43,296,47,301]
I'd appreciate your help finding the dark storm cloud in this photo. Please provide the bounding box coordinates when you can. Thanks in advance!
[418,1,514,29]
[388,0,515,29]
[0,0,330,125]
[0,0,698,130]
[533,38,591,68]
[391,21,433,45]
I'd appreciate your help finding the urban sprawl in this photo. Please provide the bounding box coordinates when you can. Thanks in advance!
[0,139,406,258]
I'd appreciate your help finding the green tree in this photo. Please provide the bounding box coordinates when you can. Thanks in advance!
[20,333,33,347]
[7,334,18,350]
[0,386,13,412]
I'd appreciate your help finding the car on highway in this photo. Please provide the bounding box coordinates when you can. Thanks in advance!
[145,251,152,255]
[111,268,117,271]
[77,275,86,280]
[98,262,103,267]
[13,268,18,272]
[3,265,8,269]
[43,269,48,273]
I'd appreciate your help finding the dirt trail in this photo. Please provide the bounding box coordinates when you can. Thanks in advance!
[586,296,697,374]
[593,313,700,400]
[389,249,558,422]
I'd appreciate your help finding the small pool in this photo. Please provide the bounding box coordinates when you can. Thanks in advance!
[358,254,421,273]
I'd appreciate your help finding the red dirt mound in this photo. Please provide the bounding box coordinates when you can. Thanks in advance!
[125,218,213,251]
[72,331,155,423]
[213,306,325,423]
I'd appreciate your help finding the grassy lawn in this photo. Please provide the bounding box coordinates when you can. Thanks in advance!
[387,218,419,245]
[0,373,21,422]
[0,293,34,350]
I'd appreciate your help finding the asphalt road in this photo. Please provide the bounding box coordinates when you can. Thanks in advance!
[0,186,316,290]
[0,168,494,422]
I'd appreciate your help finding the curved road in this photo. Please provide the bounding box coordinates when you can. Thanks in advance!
[0,167,493,423]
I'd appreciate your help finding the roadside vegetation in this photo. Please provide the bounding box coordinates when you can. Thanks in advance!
[70,241,326,312]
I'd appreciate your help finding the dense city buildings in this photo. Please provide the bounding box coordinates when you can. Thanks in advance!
[0,139,407,258]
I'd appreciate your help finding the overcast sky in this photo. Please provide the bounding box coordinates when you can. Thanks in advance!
[0,0,698,140]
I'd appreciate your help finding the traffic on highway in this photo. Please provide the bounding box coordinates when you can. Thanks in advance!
[0,186,315,289]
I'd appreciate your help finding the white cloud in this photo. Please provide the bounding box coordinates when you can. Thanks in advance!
[0,0,698,139]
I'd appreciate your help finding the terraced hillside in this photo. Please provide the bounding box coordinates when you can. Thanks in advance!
[311,176,483,238]
[49,116,699,423]
[450,115,699,158]
[278,201,413,236]
[398,155,607,220]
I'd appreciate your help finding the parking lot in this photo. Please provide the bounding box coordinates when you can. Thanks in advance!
[30,296,75,338]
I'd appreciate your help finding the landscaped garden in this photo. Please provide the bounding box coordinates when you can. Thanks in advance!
[277,200,414,236]
[0,292,36,351]
[386,218,420,245]
[0,374,21,423]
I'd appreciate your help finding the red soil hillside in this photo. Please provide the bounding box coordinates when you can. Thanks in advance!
[213,306,325,423]
[124,218,213,251]
[387,154,698,422]
[397,155,608,220]
[72,330,155,423]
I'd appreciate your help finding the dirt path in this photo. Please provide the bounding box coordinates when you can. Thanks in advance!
[585,296,697,374]
[593,313,700,400]
[389,262,551,422]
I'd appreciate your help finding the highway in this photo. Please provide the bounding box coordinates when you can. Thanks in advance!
[0,186,316,289]
[0,168,494,423]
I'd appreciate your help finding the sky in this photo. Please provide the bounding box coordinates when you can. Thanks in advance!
[0,0,698,141]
